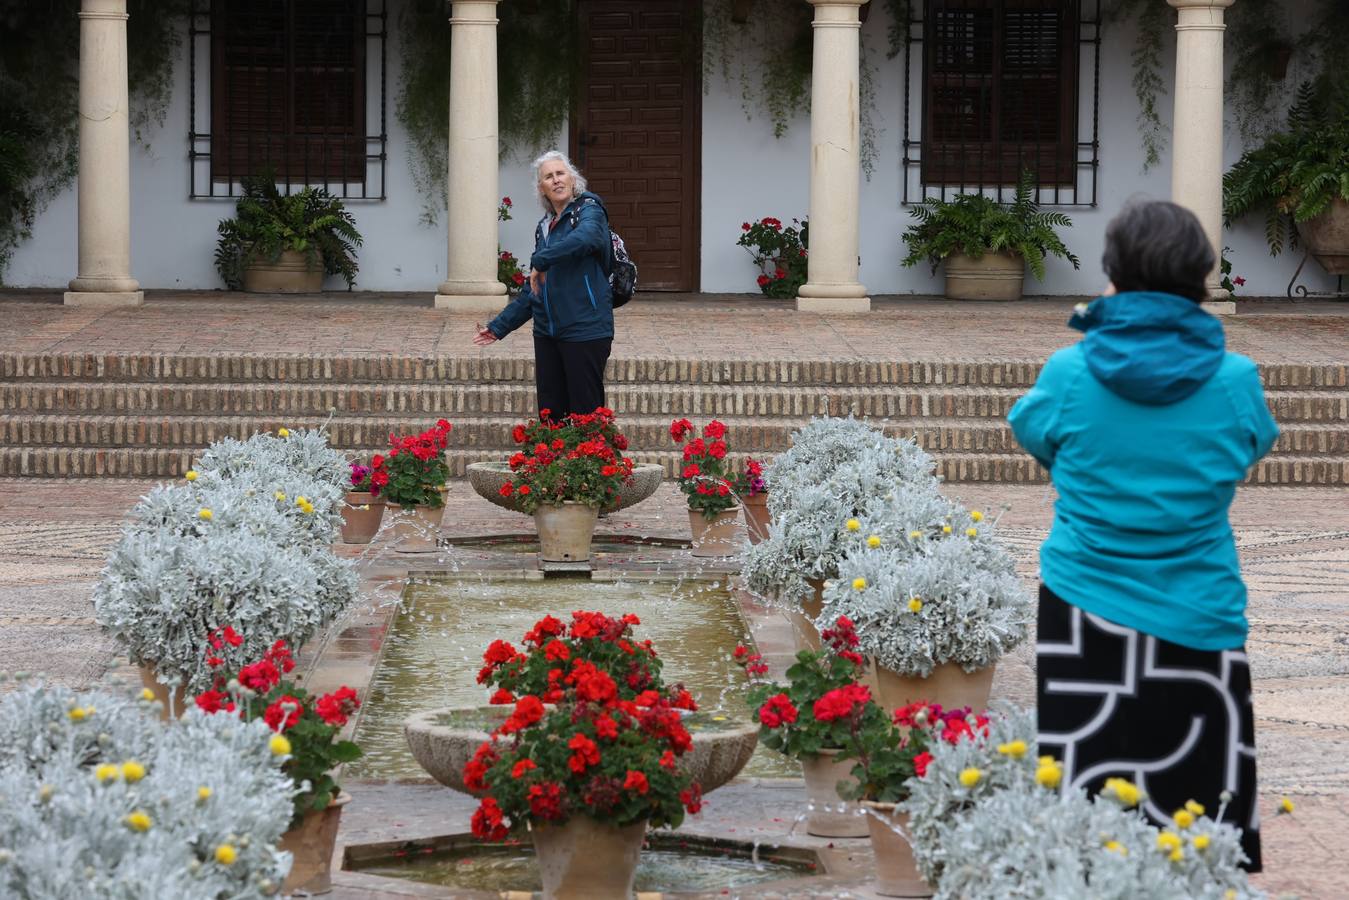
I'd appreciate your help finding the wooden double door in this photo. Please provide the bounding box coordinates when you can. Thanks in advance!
[571,0,701,292]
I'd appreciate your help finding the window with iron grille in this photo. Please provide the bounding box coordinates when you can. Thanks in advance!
[189,0,387,199]
[902,0,1100,206]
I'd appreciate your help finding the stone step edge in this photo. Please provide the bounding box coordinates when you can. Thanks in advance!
[2,352,1345,391]
[0,448,1342,486]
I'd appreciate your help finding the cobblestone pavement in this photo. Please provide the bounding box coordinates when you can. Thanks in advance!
[1,290,1346,363]
[0,476,1344,897]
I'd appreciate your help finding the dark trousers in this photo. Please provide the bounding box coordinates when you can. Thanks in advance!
[533,334,612,421]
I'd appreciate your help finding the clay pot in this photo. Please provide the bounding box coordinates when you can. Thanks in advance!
[800,748,868,838]
[741,492,772,544]
[242,248,323,293]
[531,816,647,900]
[784,577,827,652]
[873,661,996,714]
[137,663,187,720]
[863,802,931,897]
[390,502,446,553]
[688,506,743,557]
[943,251,1024,301]
[339,491,385,544]
[1299,198,1349,275]
[534,502,599,562]
[279,792,351,895]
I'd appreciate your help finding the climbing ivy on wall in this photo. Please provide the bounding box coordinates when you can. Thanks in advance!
[0,0,187,283]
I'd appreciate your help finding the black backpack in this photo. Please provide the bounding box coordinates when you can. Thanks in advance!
[562,196,638,308]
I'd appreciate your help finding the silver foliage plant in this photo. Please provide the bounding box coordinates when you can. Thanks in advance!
[0,680,294,899]
[94,429,358,693]
[824,495,1032,676]
[900,706,1261,900]
[741,417,940,603]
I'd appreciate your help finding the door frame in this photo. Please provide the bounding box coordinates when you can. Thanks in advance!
[569,0,702,292]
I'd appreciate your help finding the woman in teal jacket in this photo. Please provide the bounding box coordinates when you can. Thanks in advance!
[1009,201,1277,870]
[474,150,614,421]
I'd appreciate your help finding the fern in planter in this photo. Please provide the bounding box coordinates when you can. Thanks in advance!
[1223,83,1349,257]
[900,175,1080,281]
[214,174,363,290]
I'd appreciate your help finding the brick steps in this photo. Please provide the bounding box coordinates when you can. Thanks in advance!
[2,352,1344,485]
[2,413,1345,458]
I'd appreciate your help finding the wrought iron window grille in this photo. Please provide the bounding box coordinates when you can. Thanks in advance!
[189,0,388,200]
[901,0,1101,207]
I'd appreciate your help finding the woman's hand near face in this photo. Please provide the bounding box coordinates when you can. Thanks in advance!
[472,323,498,346]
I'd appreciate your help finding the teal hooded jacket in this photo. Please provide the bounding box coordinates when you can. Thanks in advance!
[1008,292,1278,650]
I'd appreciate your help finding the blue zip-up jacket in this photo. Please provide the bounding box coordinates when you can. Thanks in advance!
[1008,292,1279,650]
[486,192,614,342]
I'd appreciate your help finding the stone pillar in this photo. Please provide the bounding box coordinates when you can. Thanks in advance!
[434,0,508,311]
[1168,0,1234,303]
[797,0,870,314]
[64,0,142,308]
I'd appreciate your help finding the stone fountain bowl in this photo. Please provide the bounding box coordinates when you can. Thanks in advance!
[405,706,758,797]
[466,461,664,514]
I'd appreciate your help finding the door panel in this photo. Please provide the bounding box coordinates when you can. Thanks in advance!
[573,0,701,292]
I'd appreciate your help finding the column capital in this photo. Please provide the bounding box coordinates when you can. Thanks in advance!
[1166,0,1234,9]
[806,0,869,7]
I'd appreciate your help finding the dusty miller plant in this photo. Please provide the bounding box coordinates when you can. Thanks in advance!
[823,495,1031,676]
[94,431,357,694]
[741,418,940,604]
[900,706,1260,899]
[0,680,294,899]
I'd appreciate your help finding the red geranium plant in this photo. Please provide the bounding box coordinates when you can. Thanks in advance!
[670,418,739,519]
[348,457,389,496]
[500,408,634,514]
[466,617,704,841]
[498,197,526,292]
[477,610,697,711]
[736,216,809,299]
[381,419,452,509]
[193,637,363,826]
[730,457,767,498]
[838,701,992,803]
[738,615,876,758]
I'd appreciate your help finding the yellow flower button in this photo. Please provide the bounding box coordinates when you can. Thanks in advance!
[1035,762,1062,789]
[277,428,290,438]
[970,510,984,522]
[124,810,152,832]
[120,761,146,783]
[907,597,923,613]
[996,740,1027,758]
[1172,809,1194,829]
[1185,799,1205,816]
[197,786,213,801]
[1192,834,1210,851]
[198,508,213,520]
[852,577,867,591]
[214,844,237,865]
[958,767,982,788]
[140,688,155,702]
[845,518,861,532]
[1279,796,1295,814]
[942,525,952,534]
[866,535,881,548]
[185,470,199,481]
[966,528,978,538]
[269,734,292,756]
[1103,840,1127,855]
[908,530,923,540]
[95,764,120,784]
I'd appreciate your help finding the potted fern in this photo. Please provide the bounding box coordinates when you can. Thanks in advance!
[1223,84,1349,277]
[901,173,1079,301]
[214,173,363,292]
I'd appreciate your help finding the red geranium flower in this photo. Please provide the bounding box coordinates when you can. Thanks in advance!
[623,770,650,795]
[263,695,304,732]
[239,659,280,693]
[471,797,510,841]
[315,686,360,727]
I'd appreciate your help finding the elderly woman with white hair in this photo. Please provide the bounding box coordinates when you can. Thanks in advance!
[474,150,615,422]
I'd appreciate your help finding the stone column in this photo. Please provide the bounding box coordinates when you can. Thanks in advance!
[434,0,508,311]
[797,0,870,314]
[64,0,142,308]
[1168,0,1234,303]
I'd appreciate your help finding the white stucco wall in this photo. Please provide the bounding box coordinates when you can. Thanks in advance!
[7,0,1335,298]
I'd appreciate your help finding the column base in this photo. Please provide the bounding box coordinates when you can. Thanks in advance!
[63,290,144,308]
[795,294,871,314]
[434,292,511,312]
[1201,300,1236,316]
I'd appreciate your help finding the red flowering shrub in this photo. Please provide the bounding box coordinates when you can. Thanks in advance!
[736,216,809,299]
[740,615,878,758]
[348,458,390,496]
[836,700,990,805]
[497,197,527,293]
[500,408,634,514]
[670,418,740,519]
[468,620,703,842]
[192,638,363,826]
[380,419,452,509]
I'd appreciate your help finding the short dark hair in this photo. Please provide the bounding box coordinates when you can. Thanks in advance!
[1101,201,1215,303]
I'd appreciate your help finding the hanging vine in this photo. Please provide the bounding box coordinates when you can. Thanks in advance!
[0,0,186,283]
[395,0,578,225]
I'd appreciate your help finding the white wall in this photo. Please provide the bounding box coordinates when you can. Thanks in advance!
[8,0,1334,297]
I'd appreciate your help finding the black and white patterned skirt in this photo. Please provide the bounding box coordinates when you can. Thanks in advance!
[1036,584,1262,871]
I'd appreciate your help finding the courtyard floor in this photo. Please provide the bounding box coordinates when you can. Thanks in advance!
[0,290,1345,897]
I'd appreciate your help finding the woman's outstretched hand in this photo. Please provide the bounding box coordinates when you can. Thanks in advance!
[473,323,498,346]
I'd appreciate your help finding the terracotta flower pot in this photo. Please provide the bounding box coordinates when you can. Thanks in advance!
[390,502,446,553]
[534,502,599,562]
[873,661,996,715]
[687,505,743,557]
[741,492,771,544]
[784,576,827,652]
[280,792,351,895]
[863,802,931,898]
[800,748,868,838]
[339,491,385,544]
[531,816,647,900]
[137,663,187,720]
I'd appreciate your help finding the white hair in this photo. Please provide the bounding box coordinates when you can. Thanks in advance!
[532,149,587,212]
